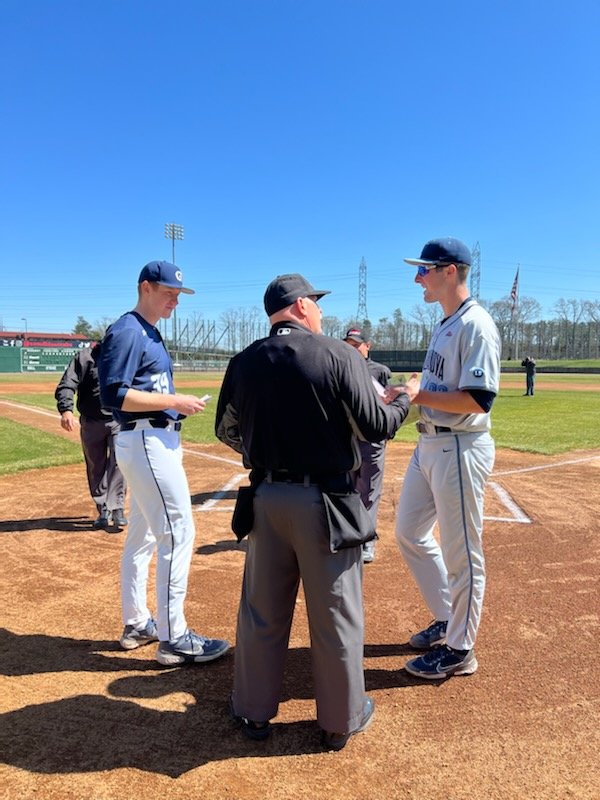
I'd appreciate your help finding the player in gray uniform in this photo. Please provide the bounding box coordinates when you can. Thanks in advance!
[216,273,419,750]
[343,328,392,563]
[98,260,229,666]
[389,238,501,679]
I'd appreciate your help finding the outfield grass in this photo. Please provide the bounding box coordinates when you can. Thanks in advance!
[0,372,599,473]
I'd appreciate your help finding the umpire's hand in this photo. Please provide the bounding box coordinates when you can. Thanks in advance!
[60,411,77,432]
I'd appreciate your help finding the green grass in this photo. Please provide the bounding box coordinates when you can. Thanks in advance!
[0,418,83,474]
[1,372,599,474]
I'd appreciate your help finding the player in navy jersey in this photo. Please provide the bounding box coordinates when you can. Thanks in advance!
[98,260,229,665]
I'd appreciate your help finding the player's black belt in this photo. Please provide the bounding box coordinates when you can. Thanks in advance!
[416,422,452,434]
[121,419,182,431]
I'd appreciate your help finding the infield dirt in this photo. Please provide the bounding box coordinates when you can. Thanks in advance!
[0,399,598,800]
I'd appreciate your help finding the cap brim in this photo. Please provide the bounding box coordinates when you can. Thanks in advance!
[403,258,437,266]
[312,289,331,300]
[156,281,195,295]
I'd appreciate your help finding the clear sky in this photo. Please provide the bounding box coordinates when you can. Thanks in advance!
[2,0,599,334]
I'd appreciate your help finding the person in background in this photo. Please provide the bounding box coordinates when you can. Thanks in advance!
[521,355,536,396]
[342,328,392,563]
[55,343,127,530]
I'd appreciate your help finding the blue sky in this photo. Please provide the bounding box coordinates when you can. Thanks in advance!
[2,0,599,334]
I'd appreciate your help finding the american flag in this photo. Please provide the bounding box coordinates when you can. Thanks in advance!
[510,267,519,313]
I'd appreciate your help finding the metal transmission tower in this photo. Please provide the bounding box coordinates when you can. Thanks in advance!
[470,241,481,299]
[357,257,368,321]
[164,222,184,359]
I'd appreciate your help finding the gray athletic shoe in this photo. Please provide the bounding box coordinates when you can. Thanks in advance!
[120,618,158,650]
[409,619,448,649]
[156,629,230,666]
[362,542,375,563]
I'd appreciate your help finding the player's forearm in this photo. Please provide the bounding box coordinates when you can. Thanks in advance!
[415,389,483,414]
[121,388,179,413]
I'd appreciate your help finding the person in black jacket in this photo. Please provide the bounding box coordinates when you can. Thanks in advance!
[521,355,536,396]
[216,273,419,751]
[55,343,127,529]
[343,328,392,563]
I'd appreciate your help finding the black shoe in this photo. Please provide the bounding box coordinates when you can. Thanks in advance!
[228,696,271,741]
[111,509,128,527]
[92,506,109,529]
[321,696,375,751]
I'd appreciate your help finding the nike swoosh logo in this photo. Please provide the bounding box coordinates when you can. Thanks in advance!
[442,448,452,453]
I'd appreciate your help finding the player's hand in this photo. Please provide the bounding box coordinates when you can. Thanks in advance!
[173,393,209,416]
[384,373,420,404]
[60,411,76,432]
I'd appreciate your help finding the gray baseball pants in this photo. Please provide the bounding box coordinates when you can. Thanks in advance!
[231,480,366,734]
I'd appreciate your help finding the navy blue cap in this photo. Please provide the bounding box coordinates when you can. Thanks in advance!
[264,273,330,316]
[404,237,472,268]
[138,260,195,294]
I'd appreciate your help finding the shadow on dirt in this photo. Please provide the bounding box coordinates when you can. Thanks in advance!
[0,516,95,534]
[0,630,427,773]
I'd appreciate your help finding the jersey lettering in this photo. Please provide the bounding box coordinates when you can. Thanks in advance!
[150,372,170,394]
[423,349,444,381]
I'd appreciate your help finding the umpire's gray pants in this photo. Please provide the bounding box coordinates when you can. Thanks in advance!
[232,480,366,734]
[80,415,125,511]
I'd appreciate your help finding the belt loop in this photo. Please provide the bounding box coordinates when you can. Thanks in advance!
[266,470,273,484]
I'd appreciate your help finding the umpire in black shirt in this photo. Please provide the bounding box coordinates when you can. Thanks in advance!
[216,273,419,751]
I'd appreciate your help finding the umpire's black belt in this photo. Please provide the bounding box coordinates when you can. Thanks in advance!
[121,419,182,432]
[416,422,452,435]
[265,470,350,488]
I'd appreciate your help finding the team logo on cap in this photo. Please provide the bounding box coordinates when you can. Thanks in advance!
[175,270,183,282]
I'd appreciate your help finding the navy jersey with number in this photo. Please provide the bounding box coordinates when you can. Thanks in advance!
[98,311,179,425]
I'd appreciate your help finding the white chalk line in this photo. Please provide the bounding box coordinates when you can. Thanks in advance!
[492,454,600,477]
[193,472,247,511]
[0,400,57,418]
[486,482,531,524]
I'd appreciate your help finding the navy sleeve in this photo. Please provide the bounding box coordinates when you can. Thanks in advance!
[468,388,496,413]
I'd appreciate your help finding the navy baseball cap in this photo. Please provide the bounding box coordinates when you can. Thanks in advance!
[264,273,330,316]
[404,237,472,268]
[344,328,366,344]
[138,260,195,294]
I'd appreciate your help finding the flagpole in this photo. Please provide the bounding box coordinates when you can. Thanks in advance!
[510,265,520,361]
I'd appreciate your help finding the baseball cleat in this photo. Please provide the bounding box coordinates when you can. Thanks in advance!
[228,696,271,741]
[409,619,448,649]
[404,644,478,679]
[321,696,375,752]
[119,618,158,650]
[156,629,230,666]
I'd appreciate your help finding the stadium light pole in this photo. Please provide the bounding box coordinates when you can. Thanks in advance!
[164,223,184,362]
[21,317,27,336]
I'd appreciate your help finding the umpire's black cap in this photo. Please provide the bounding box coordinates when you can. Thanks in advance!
[404,237,472,268]
[264,273,330,316]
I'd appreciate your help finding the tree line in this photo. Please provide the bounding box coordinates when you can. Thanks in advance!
[73,295,600,360]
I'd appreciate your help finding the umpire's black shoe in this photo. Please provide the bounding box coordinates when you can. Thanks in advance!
[92,506,109,529]
[320,696,375,752]
[111,509,128,527]
[228,696,271,741]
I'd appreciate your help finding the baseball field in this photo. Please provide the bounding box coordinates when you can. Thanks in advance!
[0,373,598,800]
